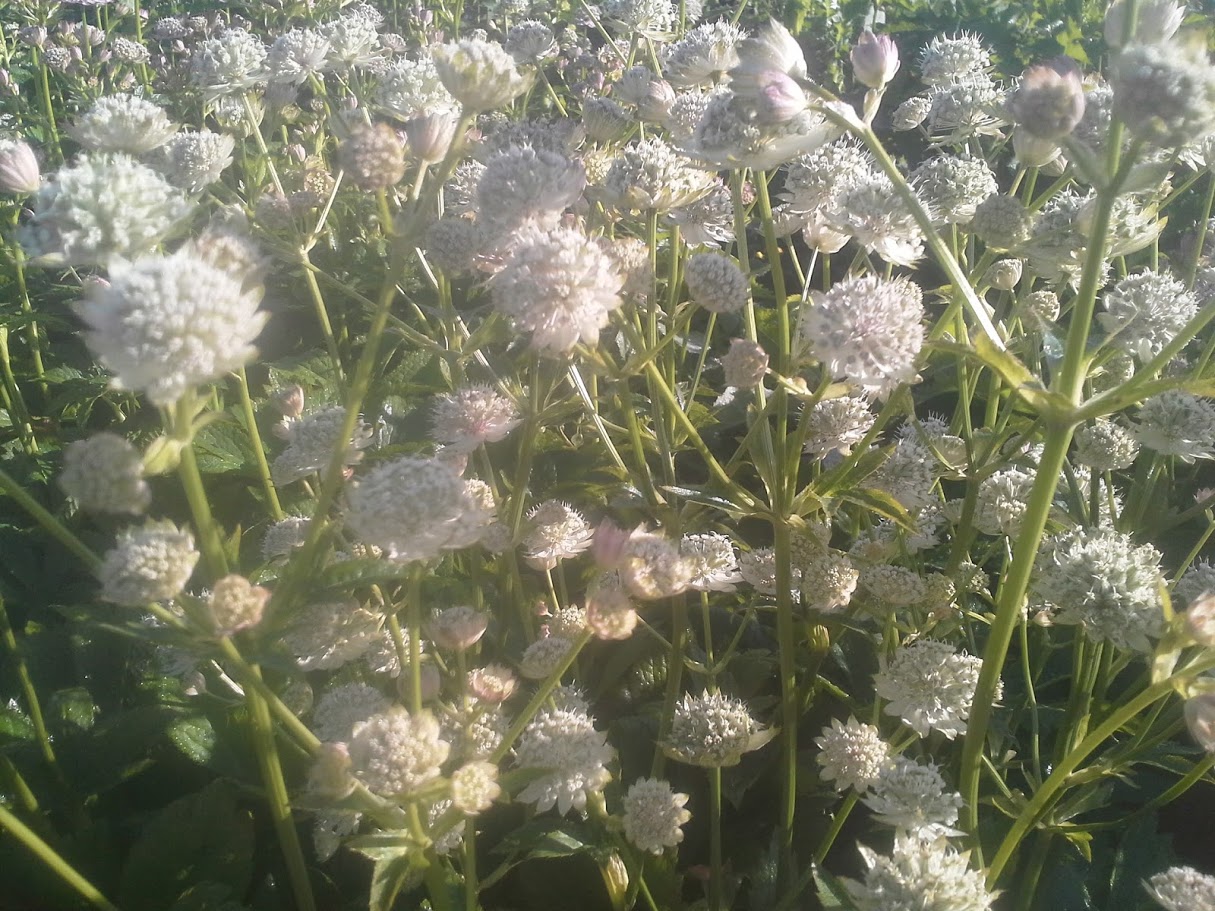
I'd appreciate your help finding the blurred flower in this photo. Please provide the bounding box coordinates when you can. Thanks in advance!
[349,707,449,795]
[433,38,532,111]
[1105,0,1185,48]
[207,574,269,635]
[851,30,899,90]
[338,122,406,190]
[428,606,489,651]
[0,138,40,194]
[70,95,177,153]
[59,433,150,515]
[311,682,392,742]
[99,521,199,606]
[1112,39,1215,148]
[846,834,994,911]
[1131,391,1215,461]
[283,600,382,671]
[622,778,691,853]
[1098,269,1197,360]
[1006,57,1086,140]
[271,406,373,485]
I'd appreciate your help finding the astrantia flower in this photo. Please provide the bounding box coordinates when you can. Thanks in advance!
[1098,270,1198,360]
[782,139,878,218]
[346,457,493,561]
[600,0,676,40]
[799,274,924,395]
[1145,866,1215,911]
[1031,527,1164,652]
[683,251,749,313]
[191,29,268,98]
[859,563,927,609]
[519,634,575,679]
[431,386,521,452]
[206,574,269,635]
[504,20,557,63]
[476,146,585,232]
[74,249,266,407]
[282,600,383,671]
[739,546,801,597]
[973,466,1036,536]
[911,154,996,225]
[428,606,489,651]
[602,138,717,213]
[863,756,963,836]
[21,153,193,267]
[680,533,743,592]
[523,501,594,570]
[432,38,532,111]
[348,707,449,795]
[265,28,331,85]
[1130,391,1215,462]
[619,528,693,599]
[70,95,177,154]
[972,193,1034,250]
[846,834,995,911]
[147,130,236,194]
[826,179,925,266]
[99,521,199,607]
[919,33,991,85]
[814,717,889,793]
[664,690,773,767]
[262,516,310,560]
[311,682,392,742]
[874,640,991,739]
[803,395,874,456]
[622,778,691,854]
[1175,559,1215,607]
[491,223,623,355]
[802,551,860,612]
[1073,420,1139,471]
[1112,40,1215,148]
[451,760,501,814]
[337,122,405,191]
[59,432,150,514]
[662,20,744,88]
[376,55,458,120]
[514,702,614,815]
[924,75,1006,141]
[272,406,374,485]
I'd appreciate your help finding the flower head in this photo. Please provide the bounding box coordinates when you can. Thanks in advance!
[680,533,743,592]
[99,521,199,606]
[514,702,613,815]
[683,251,749,314]
[433,38,532,111]
[1113,40,1215,148]
[1145,866,1215,911]
[74,249,266,407]
[863,755,963,836]
[59,432,150,514]
[282,600,382,671]
[664,690,773,767]
[814,717,889,793]
[476,146,585,231]
[846,834,995,911]
[523,501,594,570]
[1098,270,1198,360]
[272,406,373,485]
[798,274,924,394]
[348,707,450,795]
[874,640,992,739]
[851,30,900,90]
[622,778,691,854]
[22,153,192,267]
[70,95,177,154]
[1131,391,1215,462]
[1006,57,1086,140]
[311,682,391,742]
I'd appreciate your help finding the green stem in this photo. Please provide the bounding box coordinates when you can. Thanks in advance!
[173,399,229,579]
[0,327,38,455]
[986,652,1215,884]
[1185,172,1215,288]
[36,59,61,163]
[0,466,101,572]
[298,250,347,382]
[773,518,798,860]
[651,596,687,778]
[247,676,317,911]
[0,595,57,771]
[812,792,859,865]
[0,804,118,911]
[235,368,283,521]
[709,765,724,911]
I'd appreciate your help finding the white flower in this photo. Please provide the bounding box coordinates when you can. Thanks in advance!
[1073,420,1139,471]
[680,533,743,592]
[683,251,749,314]
[266,28,331,85]
[1031,527,1164,653]
[272,406,374,485]
[282,600,383,671]
[432,38,532,111]
[262,516,310,560]
[603,138,717,213]
[73,249,266,407]
[206,574,269,635]
[874,640,991,739]
[376,55,458,120]
[519,635,575,680]
[798,274,924,394]
[346,457,493,562]
[1099,270,1198,360]
[514,703,614,815]
[348,707,450,795]
[1131,391,1215,462]
[22,153,193,267]
[451,760,501,814]
[622,778,691,853]
[59,432,150,515]
[863,755,963,836]
[826,179,925,266]
[802,551,860,612]
[663,690,773,767]
[814,717,889,793]
[70,95,177,154]
[911,154,996,225]
[663,21,744,87]
[99,521,199,606]
[191,29,268,98]
[919,33,991,85]
[476,146,586,232]
[147,130,237,194]
[1145,866,1215,911]
[523,501,594,570]
[311,683,392,743]
[846,833,995,911]
[491,224,624,355]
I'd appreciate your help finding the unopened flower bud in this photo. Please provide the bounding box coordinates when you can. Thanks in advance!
[428,605,489,651]
[586,586,638,640]
[985,258,1023,291]
[591,517,632,570]
[404,110,458,163]
[752,68,808,124]
[638,78,676,124]
[272,384,305,418]
[1012,129,1061,168]
[851,29,899,90]
[1184,693,1215,752]
[1007,57,1086,140]
[0,138,40,194]
[1184,592,1215,646]
[338,122,406,190]
[721,338,769,387]
[207,574,270,635]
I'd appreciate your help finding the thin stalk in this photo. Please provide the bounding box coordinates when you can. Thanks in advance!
[1185,172,1215,288]
[298,251,347,382]
[8,229,47,395]
[813,792,859,864]
[247,676,318,911]
[235,368,284,521]
[987,652,1215,884]
[463,824,479,911]
[0,803,119,911]
[651,596,687,778]
[0,466,101,571]
[0,595,58,772]
[0,328,38,454]
[36,58,61,162]
[173,399,229,579]
[773,518,798,860]
[1012,833,1052,911]
[709,765,724,911]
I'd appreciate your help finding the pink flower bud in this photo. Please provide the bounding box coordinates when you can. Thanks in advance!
[1006,57,1086,141]
[752,68,808,124]
[850,29,900,90]
[1185,693,1215,753]
[590,517,632,570]
[404,110,458,164]
[272,384,305,418]
[428,605,489,651]
[1185,593,1215,647]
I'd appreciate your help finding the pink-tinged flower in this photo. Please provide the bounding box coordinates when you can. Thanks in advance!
[851,30,899,90]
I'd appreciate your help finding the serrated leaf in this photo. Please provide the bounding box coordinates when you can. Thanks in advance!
[192,418,256,475]
[119,781,254,911]
[166,715,217,765]
[838,487,915,531]
[360,845,425,911]
[314,557,415,592]
[0,702,35,743]
[812,864,862,910]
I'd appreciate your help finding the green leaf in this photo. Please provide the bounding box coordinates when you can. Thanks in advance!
[838,487,915,531]
[812,864,862,910]
[119,781,255,911]
[166,714,217,765]
[192,418,257,476]
[0,702,35,744]
[51,686,97,732]
[358,845,425,911]
[1106,816,1172,911]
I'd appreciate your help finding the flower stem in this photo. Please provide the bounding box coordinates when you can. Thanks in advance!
[235,367,284,521]
[0,594,58,772]
[651,596,687,778]
[709,765,724,911]
[173,399,229,579]
[0,803,118,911]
